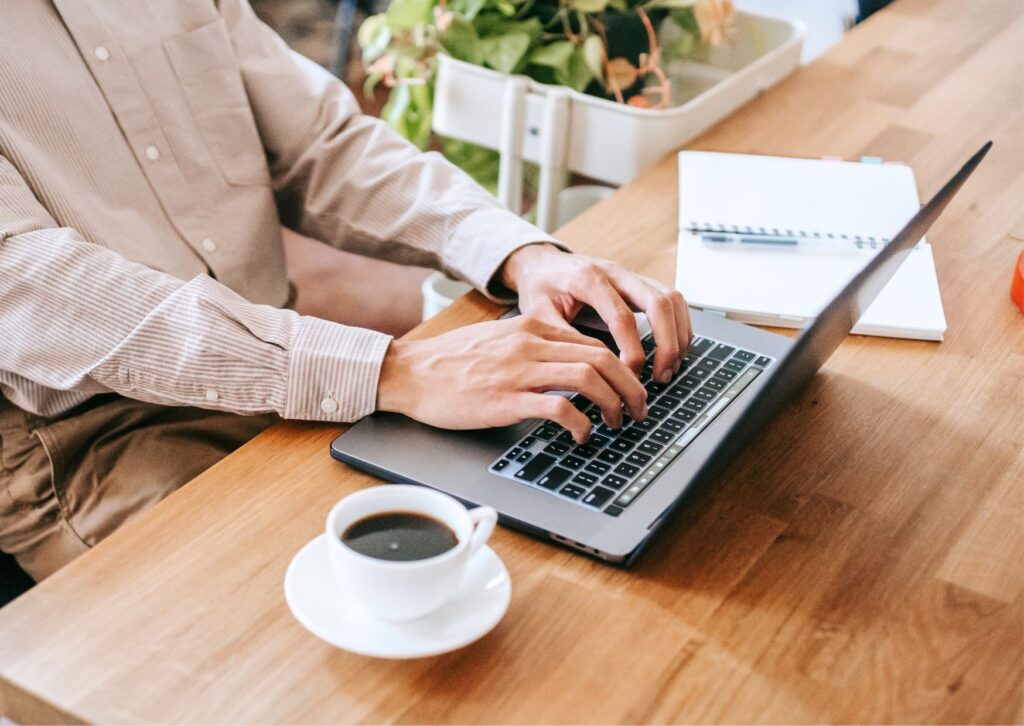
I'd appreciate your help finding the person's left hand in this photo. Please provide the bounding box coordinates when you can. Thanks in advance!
[499,243,692,383]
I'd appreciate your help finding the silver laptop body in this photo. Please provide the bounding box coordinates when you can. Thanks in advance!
[331,144,989,565]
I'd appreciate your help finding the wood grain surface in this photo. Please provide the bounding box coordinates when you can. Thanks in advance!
[1,0,1022,722]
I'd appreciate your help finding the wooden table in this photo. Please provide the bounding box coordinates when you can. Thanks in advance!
[2,0,1022,722]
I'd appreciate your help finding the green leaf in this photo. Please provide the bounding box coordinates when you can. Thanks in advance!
[357,14,392,63]
[442,17,483,64]
[565,46,594,91]
[528,40,574,70]
[481,31,532,73]
[442,138,501,194]
[582,34,605,85]
[386,0,434,30]
[569,0,609,12]
[450,0,487,20]
[382,84,412,139]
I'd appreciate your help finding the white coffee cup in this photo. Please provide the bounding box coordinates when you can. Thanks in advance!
[325,485,497,622]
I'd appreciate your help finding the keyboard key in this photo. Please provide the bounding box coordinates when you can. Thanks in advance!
[683,398,708,412]
[582,486,615,508]
[515,451,532,463]
[650,428,674,443]
[492,459,509,471]
[603,474,628,490]
[690,366,712,380]
[632,417,657,431]
[561,455,586,470]
[533,425,559,440]
[572,471,599,487]
[672,408,696,422]
[544,441,570,456]
[536,466,572,490]
[559,483,587,499]
[573,444,599,459]
[644,381,667,398]
[724,358,746,372]
[597,449,623,464]
[648,406,669,420]
[519,436,536,448]
[626,451,652,466]
[661,418,685,433]
[514,453,556,481]
[693,387,716,402]
[571,395,591,411]
[604,504,624,517]
[620,427,645,442]
[638,440,664,454]
[506,448,522,459]
[704,377,726,391]
[734,350,756,362]
[589,434,610,448]
[596,423,621,437]
[613,462,640,477]
[585,460,610,475]
[584,407,602,423]
[707,343,736,361]
[697,358,719,374]
[690,337,713,356]
[754,355,772,368]
[713,368,737,381]
[679,375,701,389]
[641,336,656,353]
[658,395,682,409]
[556,430,575,444]
[609,439,634,453]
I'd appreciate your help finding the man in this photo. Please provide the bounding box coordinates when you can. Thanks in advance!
[0,0,690,581]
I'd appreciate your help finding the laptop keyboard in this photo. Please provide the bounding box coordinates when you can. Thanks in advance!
[489,334,773,516]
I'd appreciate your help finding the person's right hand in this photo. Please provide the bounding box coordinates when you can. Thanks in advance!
[376,316,648,443]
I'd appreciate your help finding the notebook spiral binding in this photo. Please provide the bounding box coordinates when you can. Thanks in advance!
[687,221,893,250]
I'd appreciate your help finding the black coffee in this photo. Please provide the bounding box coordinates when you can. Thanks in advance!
[341,512,458,562]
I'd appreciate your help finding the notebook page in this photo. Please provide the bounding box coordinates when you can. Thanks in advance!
[678,151,921,243]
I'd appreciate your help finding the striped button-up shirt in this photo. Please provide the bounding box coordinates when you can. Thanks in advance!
[0,0,554,422]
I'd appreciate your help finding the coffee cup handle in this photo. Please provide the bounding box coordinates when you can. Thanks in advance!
[466,506,497,560]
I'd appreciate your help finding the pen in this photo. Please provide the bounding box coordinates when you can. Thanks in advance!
[698,231,881,251]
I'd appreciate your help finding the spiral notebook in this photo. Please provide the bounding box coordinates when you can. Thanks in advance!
[674,151,947,340]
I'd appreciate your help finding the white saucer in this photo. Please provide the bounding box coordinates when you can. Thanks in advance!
[284,535,511,659]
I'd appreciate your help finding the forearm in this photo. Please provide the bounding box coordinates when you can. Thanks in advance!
[0,226,391,421]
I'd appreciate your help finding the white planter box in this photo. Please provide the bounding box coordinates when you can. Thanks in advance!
[433,10,805,190]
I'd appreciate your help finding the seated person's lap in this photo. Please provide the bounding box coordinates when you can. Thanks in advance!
[0,394,276,581]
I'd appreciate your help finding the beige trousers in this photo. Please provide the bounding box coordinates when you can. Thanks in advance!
[0,394,276,581]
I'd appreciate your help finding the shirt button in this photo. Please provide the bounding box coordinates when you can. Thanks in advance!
[145,145,160,161]
[204,389,219,402]
[320,397,339,414]
[201,238,217,253]
[94,46,110,61]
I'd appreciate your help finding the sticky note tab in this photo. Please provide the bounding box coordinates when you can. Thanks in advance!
[861,155,884,164]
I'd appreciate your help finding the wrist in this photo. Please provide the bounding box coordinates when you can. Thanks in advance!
[500,242,563,292]
[376,339,416,414]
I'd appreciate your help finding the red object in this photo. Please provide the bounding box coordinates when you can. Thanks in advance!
[1013,250,1024,313]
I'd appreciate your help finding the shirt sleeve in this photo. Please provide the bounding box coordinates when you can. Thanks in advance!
[218,0,567,302]
[0,152,390,422]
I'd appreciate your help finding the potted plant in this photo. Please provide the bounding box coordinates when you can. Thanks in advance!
[359,0,743,184]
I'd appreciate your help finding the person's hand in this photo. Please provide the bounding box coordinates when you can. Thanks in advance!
[500,244,692,383]
[376,316,647,443]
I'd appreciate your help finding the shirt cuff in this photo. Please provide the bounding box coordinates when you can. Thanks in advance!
[442,208,571,303]
[283,316,393,421]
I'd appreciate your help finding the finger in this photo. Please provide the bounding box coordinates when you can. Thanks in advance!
[670,289,693,355]
[572,276,646,374]
[515,393,591,443]
[606,273,682,383]
[519,313,606,349]
[532,342,647,420]
[525,362,624,429]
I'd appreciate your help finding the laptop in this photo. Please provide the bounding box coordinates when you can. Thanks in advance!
[331,143,990,565]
